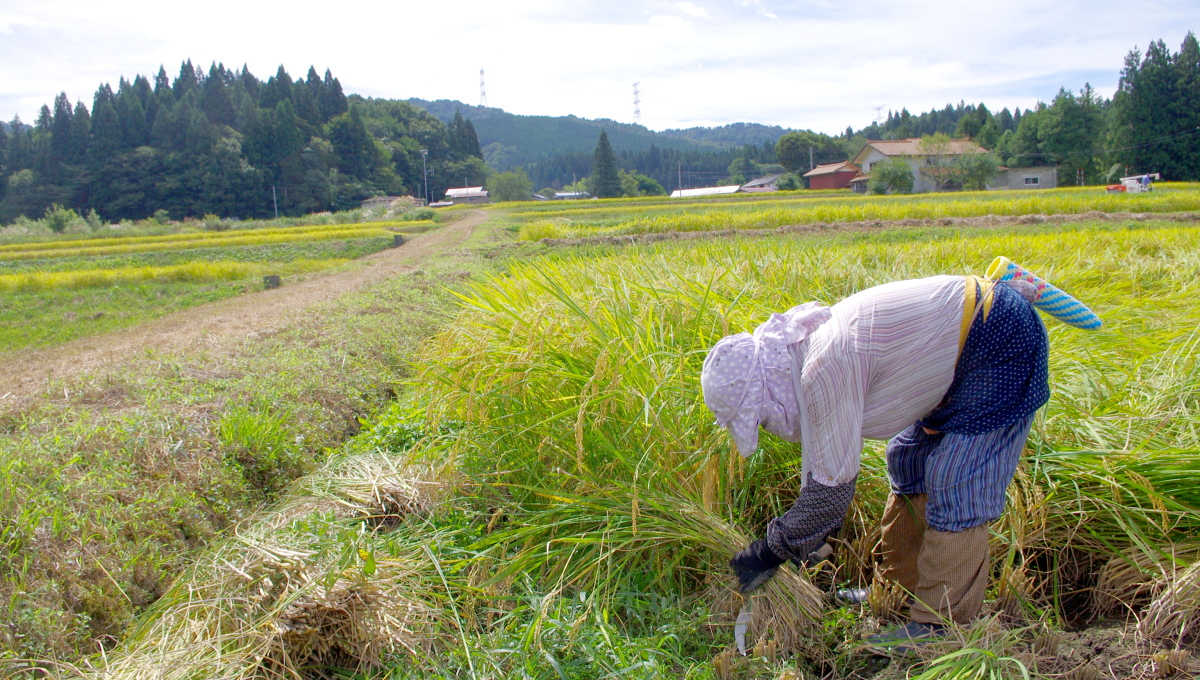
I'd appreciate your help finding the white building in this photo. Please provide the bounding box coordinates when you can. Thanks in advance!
[987,167,1059,190]
[850,138,988,194]
[444,186,490,205]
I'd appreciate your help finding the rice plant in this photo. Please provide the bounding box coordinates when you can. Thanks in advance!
[510,185,1200,240]
[0,223,429,261]
[0,258,346,292]
[75,219,1200,679]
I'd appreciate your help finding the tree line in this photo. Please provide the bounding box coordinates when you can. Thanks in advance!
[3,33,1197,221]
[0,61,484,224]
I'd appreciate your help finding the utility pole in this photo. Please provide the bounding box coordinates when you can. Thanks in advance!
[809,146,814,171]
[678,161,682,194]
[272,186,278,219]
[421,149,429,205]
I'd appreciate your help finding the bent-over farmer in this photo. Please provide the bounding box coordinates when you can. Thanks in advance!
[701,272,1050,649]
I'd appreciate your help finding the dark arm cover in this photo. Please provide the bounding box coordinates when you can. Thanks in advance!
[766,472,857,564]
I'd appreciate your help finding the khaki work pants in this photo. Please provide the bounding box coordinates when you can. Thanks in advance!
[878,492,989,625]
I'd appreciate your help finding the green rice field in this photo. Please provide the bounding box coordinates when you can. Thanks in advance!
[76,216,1200,680]
[0,221,436,351]
[506,184,1200,240]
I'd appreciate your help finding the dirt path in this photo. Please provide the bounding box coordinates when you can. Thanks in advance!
[0,210,488,400]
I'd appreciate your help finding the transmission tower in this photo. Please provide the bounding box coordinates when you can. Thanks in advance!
[633,82,641,125]
[872,105,886,124]
[479,69,487,107]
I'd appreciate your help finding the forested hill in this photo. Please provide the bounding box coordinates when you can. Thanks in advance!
[407,98,716,166]
[0,62,489,223]
[659,122,796,147]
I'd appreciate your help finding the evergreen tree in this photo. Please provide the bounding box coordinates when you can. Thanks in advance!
[0,123,8,177]
[173,60,200,100]
[260,66,294,110]
[1108,37,1200,179]
[50,93,73,164]
[320,70,348,122]
[305,66,323,116]
[119,90,150,148]
[7,116,30,171]
[36,105,52,133]
[201,64,236,127]
[154,66,171,97]
[68,101,90,164]
[238,65,261,101]
[463,118,482,159]
[590,130,621,198]
[1171,33,1200,178]
[291,80,322,130]
[90,96,122,164]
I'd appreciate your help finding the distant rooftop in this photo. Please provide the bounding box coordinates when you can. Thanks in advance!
[741,174,783,188]
[803,162,859,177]
[670,185,742,198]
[445,186,487,197]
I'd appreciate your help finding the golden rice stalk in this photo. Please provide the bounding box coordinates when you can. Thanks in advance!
[748,569,826,659]
[303,453,445,527]
[1151,649,1190,678]
[1031,630,1062,658]
[1094,548,1168,617]
[1138,561,1200,642]
[711,648,734,680]
[838,525,880,588]
[994,561,1035,620]
[867,570,908,620]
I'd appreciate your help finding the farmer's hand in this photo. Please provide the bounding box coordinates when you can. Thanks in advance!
[730,539,786,594]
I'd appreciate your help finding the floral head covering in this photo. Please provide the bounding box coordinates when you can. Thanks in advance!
[701,302,831,457]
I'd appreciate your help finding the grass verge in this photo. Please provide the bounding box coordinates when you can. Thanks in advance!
[0,249,490,664]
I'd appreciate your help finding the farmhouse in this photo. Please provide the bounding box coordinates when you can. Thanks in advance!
[851,138,987,194]
[444,186,490,205]
[802,162,860,190]
[987,166,1060,190]
[739,174,784,193]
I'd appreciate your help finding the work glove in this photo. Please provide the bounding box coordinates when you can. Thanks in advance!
[730,539,786,594]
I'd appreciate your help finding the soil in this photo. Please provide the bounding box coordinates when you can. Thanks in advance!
[0,210,487,404]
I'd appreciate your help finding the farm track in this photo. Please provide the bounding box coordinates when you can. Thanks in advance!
[0,210,486,402]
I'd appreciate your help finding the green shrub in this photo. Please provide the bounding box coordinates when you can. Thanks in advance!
[868,157,915,194]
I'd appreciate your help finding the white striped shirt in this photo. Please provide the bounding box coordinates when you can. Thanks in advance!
[797,276,964,486]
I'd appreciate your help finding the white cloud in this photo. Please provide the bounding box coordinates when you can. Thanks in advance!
[734,0,777,19]
[0,0,1197,134]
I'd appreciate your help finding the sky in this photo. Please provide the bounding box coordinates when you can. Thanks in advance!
[2,0,1198,135]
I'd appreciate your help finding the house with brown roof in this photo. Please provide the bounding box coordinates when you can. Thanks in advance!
[802,162,860,190]
[739,174,784,193]
[851,138,988,194]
